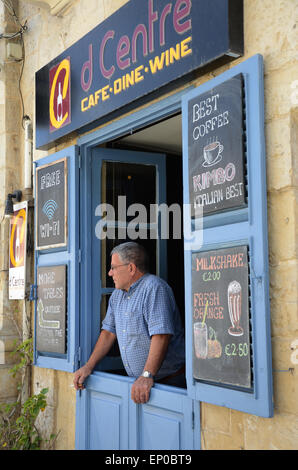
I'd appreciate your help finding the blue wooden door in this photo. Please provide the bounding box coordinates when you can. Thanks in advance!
[82,373,130,450]
[78,373,197,450]
[76,147,200,450]
[129,383,198,450]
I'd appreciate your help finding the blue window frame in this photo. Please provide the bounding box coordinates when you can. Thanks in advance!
[33,145,80,372]
[182,54,273,417]
[80,147,167,372]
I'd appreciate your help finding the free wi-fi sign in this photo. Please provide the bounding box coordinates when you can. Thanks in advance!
[36,158,68,250]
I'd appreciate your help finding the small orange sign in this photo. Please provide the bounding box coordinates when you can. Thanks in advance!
[9,202,27,299]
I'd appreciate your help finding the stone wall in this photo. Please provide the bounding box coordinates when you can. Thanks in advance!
[0,0,23,406]
[0,0,295,449]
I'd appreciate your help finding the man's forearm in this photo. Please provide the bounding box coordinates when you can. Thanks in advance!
[73,329,116,390]
[143,334,172,376]
[130,334,172,404]
[86,329,116,371]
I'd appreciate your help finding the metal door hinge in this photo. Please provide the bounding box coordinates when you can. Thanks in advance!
[29,284,38,301]
[75,346,81,368]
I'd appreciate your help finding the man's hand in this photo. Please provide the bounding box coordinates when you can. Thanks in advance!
[73,330,116,391]
[131,376,154,404]
[73,364,93,390]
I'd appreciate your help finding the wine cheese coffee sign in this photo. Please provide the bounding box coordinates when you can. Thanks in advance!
[192,245,251,388]
[188,74,246,218]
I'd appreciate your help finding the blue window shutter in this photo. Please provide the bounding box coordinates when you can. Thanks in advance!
[33,145,80,372]
[182,55,273,417]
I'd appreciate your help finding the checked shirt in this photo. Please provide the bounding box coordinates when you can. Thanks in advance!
[102,274,185,379]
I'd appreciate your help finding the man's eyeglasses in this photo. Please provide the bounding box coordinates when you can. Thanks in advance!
[109,263,129,271]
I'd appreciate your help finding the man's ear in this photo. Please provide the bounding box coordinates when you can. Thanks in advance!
[129,263,137,274]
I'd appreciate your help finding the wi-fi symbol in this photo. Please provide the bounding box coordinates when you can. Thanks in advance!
[42,199,58,220]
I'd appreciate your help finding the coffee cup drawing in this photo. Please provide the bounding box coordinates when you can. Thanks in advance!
[202,141,224,167]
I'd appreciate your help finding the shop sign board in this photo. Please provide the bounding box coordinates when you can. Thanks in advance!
[192,245,251,389]
[36,265,67,354]
[36,158,68,250]
[35,0,243,148]
[188,74,246,218]
[9,201,28,300]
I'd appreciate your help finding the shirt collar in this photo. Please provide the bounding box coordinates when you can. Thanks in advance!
[123,273,149,294]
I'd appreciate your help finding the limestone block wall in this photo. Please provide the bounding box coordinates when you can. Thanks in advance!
[0,0,294,449]
[0,0,23,406]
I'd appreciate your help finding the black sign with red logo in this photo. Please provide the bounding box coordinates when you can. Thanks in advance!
[35,0,243,149]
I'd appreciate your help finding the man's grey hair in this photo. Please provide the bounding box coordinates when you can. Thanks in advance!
[111,242,149,273]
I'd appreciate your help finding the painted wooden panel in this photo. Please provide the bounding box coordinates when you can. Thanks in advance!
[33,145,80,372]
[89,392,121,450]
[76,374,200,450]
[182,54,273,417]
[86,374,129,450]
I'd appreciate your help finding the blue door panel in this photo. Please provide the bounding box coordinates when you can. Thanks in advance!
[89,392,121,450]
[86,374,129,450]
[140,409,181,450]
[135,387,194,450]
[77,374,199,450]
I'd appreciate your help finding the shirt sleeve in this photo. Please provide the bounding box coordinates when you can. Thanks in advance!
[144,282,176,337]
[101,293,116,335]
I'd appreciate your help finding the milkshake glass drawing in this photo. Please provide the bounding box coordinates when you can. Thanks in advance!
[194,322,208,359]
[227,280,243,336]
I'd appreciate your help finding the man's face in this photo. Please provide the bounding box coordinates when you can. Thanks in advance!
[108,253,132,291]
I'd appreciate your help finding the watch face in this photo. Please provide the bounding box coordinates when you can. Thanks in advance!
[143,371,151,378]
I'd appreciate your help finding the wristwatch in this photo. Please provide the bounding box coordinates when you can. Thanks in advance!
[141,370,154,379]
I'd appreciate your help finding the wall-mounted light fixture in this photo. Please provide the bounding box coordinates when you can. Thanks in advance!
[4,190,22,218]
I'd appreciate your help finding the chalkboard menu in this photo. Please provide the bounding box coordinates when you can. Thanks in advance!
[188,74,246,218]
[36,158,68,249]
[192,246,251,388]
[36,265,67,354]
